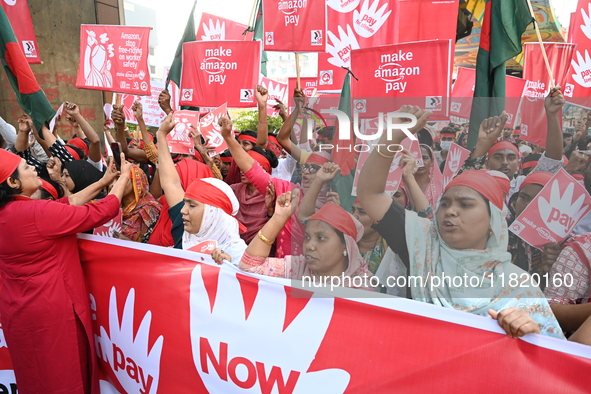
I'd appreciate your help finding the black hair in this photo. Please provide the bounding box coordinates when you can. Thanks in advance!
[39,177,64,200]
[0,168,21,207]
[417,128,433,147]
[251,146,279,169]
[563,132,573,138]
[220,151,232,158]
[440,127,456,136]
[239,130,257,139]
[0,133,5,149]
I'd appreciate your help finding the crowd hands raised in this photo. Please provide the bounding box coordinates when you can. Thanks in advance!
[2,84,591,346]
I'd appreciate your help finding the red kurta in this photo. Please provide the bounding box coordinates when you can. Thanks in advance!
[0,195,120,394]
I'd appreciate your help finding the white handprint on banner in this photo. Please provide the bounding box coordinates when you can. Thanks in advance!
[84,30,114,88]
[94,220,122,238]
[538,180,590,239]
[95,287,164,394]
[202,18,226,41]
[581,3,591,40]
[353,0,392,38]
[571,50,591,88]
[327,0,361,13]
[190,264,350,393]
[326,25,360,68]
[448,147,464,173]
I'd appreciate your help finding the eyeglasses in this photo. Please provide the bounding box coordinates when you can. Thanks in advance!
[301,164,321,174]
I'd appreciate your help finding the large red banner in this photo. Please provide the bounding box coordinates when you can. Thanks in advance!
[180,41,261,108]
[76,25,152,95]
[520,43,576,147]
[350,39,452,120]
[0,236,590,392]
[263,0,327,52]
[318,0,458,91]
[451,67,526,127]
[1,0,40,64]
[197,12,254,41]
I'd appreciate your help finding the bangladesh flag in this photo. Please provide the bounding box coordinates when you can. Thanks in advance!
[332,72,355,176]
[467,0,533,149]
[0,6,54,133]
[251,0,268,77]
[166,0,196,89]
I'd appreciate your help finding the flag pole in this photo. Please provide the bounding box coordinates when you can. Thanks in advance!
[295,53,301,89]
[115,93,121,107]
[244,0,258,41]
[526,0,555,88]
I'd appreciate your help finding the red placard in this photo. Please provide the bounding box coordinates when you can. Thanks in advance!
[117,81,167,128]
[318,0,458,91]
[260,76,287,116]
[180,41,261,108]
[509,169,591,249]
[520,43,576,147]
[563,1,591,103]
[76,25,152,95]
[168,110,200,155]
[263,0,327,52]
[199,103,228,154]
[451,67,526,127]
[288,77,318,97]
[442,143,471,188]
[1,0,40,64]
[350,39,451,120]
[197,12,254,41]
[93,209,123,238]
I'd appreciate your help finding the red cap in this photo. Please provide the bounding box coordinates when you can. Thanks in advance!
[520,171,554,191]
[0,149,22,184]
[445,170,504,210]
[237,134,257,144]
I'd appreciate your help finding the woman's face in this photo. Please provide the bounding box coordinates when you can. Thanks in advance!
[416,147,432,176]
[61,168,75,192]
[239,170,252,185]
[11,159,41,197]
[514,184,543,217]
[304,220,348,276]
[351,203,375,236]
[393,187,408,207]
[301,163,320,189]
[460,138,467,148]
[123,176,134,198]
[180,198,205,234]
[239,140,254,151]
[436,186,491,250]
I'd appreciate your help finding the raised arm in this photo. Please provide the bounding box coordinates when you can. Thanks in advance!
[357,106,431,223]
[243,190,299,259]
[400,150,429,212]
[220,116,255,173]
[255,85,269,149]
[544,86,566,161]
[64,102,101,163]
[156,113,185,207]
[276,88,305,161]
[297,162,340,222]
[158,89,174,115]
[15,115,32,152]
[111,104,147,163]
[132,101,158,166]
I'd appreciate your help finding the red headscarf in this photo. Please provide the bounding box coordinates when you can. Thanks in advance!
[487,141,519,158]
[0,149,21,183]
[445,170,504,210]
[248,150,271,173]
[237,134,257,144]
[68,138,89,157]
[520,171,553,191]
[310,203,359,240]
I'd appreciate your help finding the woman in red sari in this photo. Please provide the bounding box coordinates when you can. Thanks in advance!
[0,149,131,394]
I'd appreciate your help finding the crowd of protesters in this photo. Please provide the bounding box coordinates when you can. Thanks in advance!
[2,83,591,392]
